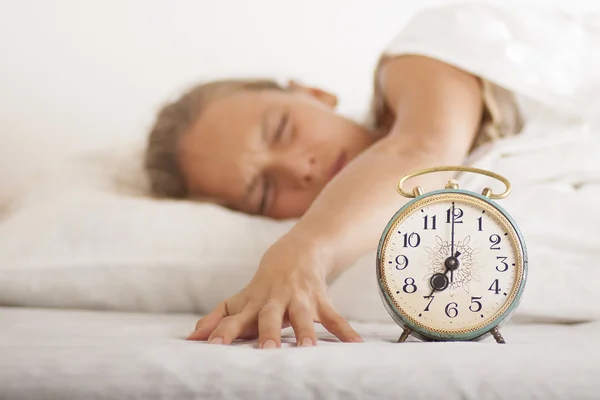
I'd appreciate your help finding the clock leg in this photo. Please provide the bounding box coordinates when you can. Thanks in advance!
[397,327,412,343]
[490,327,505,344]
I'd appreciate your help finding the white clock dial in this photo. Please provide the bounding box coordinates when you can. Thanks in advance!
[381,195,522,334]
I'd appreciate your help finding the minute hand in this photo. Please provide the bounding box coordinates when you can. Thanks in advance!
[450,203,456,283]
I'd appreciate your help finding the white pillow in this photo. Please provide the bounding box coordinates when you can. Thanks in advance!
[0,143,392,322]
[2,136,600,326]
[0,145,286,313]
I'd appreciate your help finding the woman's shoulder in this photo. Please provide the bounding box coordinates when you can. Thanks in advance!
[368,55,524,152]
[367,2,527,150]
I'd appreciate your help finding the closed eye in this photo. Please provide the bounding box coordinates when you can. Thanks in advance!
[259,177,271,215]
[273,113,288,143]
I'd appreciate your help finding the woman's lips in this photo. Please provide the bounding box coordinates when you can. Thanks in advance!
[328,151,347,181]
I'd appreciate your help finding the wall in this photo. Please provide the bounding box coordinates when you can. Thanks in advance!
[1,0,598,201]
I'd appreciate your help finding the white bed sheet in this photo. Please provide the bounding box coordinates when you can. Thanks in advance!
[0,307,598,400]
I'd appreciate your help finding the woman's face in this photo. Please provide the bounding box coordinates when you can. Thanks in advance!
[178,83,375,219]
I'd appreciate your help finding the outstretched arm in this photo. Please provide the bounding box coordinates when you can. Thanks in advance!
[295,55,484,277]
[187,55,484,348]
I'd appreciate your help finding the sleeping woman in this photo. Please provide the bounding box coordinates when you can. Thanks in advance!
[143,4,528,348]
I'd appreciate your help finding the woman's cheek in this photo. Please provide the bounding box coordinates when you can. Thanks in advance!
[270,189,317,219]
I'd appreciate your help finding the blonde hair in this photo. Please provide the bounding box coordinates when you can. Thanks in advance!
[144,79,285,198]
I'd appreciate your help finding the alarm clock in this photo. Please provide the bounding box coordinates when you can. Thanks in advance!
[376,166,527,344]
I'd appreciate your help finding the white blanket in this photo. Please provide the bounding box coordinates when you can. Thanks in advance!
[0,307,598,400]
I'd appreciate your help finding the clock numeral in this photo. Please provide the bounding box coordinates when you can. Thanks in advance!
[495,256,509,272]
[423,215,437,230]
[446,207,464,224]
[488,279,501,295]
[445,302,459,318]
[489,234,501,250]
[423,295,435,311]
[394,255,409,270]
[402,232,421,248]
[469,296,483,312]
[402,277,417,294]
[477,216,483,232]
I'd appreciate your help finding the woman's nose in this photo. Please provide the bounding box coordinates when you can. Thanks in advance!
[273,151,317,188]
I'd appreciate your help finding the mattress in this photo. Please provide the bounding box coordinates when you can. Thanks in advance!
[0,307,598,400]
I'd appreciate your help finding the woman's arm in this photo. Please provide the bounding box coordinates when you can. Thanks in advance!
[187,55,484,348]
[294,55,484,277]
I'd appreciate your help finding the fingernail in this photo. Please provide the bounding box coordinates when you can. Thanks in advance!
[185,331,196,340]
[352,337,364,343]
[261,339,277,349]
[300,337,313,347]
[209,337,223,345]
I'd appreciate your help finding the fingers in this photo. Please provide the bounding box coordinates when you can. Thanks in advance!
[206,310,255,345]
[257,302,285,349]
[319,301,363,343]
[186,302,228,341]
[186,296,363,347]
[187,298,288,348]
[288,300,317,347]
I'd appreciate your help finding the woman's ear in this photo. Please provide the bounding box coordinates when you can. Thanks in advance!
[287,80,338,108]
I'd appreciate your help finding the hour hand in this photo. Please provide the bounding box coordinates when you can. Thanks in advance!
[445,251,461,283]
[429,273,449,296]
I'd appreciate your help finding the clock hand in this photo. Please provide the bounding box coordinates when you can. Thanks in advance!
[450,250,461,284]
[450,203,456,283]
[429,251,462,296]
[428,273,449,296]
[440,251,462,294]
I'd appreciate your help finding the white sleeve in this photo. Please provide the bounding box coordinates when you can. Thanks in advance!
[379,2,600,122]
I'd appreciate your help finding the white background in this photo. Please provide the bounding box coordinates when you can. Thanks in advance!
[1,0,598,201]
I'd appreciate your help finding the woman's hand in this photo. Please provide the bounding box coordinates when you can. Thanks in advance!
[185,232,363,348]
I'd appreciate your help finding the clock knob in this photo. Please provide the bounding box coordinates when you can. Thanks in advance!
[445,179,459,190]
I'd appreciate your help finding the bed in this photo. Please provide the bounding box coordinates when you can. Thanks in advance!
[0,134,599,400]
[1,306,599,400]
[3,133,599,399]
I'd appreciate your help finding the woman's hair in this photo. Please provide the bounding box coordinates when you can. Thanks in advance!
[144,79,285,198]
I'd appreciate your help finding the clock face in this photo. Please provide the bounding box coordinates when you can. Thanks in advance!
[378,191,526,339]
